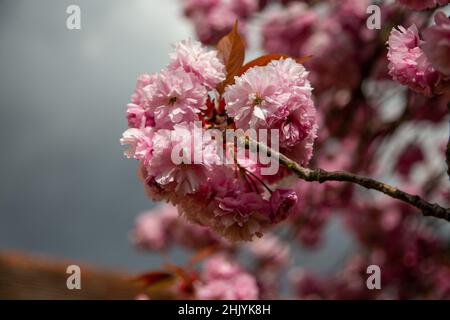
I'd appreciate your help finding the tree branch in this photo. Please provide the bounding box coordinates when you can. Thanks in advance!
[247,140,450,222]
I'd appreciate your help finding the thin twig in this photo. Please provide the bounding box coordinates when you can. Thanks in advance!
[244,167,273,195]
[246,140,450,222]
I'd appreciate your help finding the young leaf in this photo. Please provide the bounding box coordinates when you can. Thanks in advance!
[216,20,245,94]
[238,53,289,76]
[237,54,313,77]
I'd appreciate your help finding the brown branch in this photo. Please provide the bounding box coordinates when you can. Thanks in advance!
[247,140,450,222]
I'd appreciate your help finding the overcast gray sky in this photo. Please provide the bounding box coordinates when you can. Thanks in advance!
[0,0,355,273]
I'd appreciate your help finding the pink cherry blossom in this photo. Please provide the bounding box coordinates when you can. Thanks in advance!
[301,20,362,91]
[387,25,440,96]
[169,39,226,89]
[132,203,222,250]
[147,122,220,194]
[224,58,317,154]
[213,183,272,241]
[126,73,156,128]
[164,166,260,241]
[261,3,366,92]
[268,96,314,145]
[182,0,255,45]
[144,68,207,129]
[196,254,259,300]
[183,0,220,17]
[131,205,177,250]
[269,188,297,223]
[169,165,297,241]
[244,59,317,162]
[423,12,450,77]
[269,58,312,88]
[224,63,279,129]
[230,0,258,18]
[202,253,242,279]
[120,127,154,165]
[262,3,316,57]
[191,4,243,46]
[282,123,318,166]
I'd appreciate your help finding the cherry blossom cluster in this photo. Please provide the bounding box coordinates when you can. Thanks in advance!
[132,0,450,300]
[121,37,318,241]
[182,0,450,100]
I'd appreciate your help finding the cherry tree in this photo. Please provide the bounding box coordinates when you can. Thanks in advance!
[122,0,450,299]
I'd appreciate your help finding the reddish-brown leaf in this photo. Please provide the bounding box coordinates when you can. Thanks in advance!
[238,53,289,76]
[178,270,199,295]
[216,20,245,94]
[237,54,313,77]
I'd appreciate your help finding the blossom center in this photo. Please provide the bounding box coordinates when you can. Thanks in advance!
[252,93,263,106]
[169,96,178,105]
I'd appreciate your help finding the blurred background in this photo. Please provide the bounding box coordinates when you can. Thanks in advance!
[0,0,353,273]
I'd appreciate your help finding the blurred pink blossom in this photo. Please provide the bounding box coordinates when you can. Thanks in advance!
[144,68,207,129]
[247,233,291,267]
[395,142,425,178]
[423,12,450,77]
[120,127,154,165]
[196,254,259,299]
[127,74,155,128]
[132,204,222,250]
[397,0,449,10]
[387,25,440,96]
[169,38,226,88]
